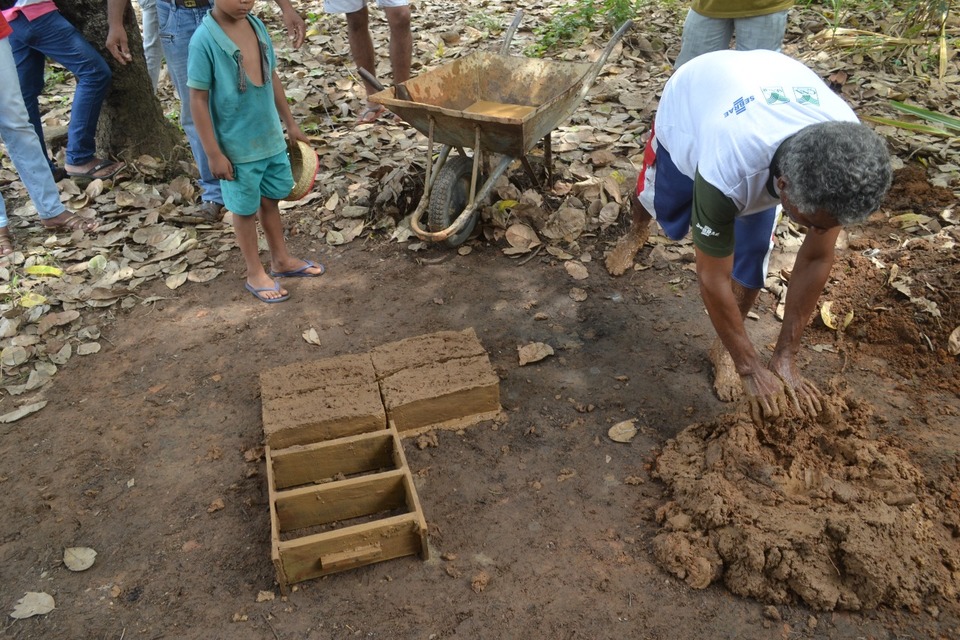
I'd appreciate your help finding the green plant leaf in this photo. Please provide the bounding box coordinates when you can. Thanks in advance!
[890,101,960,132]
[861,115,950,136]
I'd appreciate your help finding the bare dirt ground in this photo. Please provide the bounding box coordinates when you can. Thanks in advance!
[2,2,960,639]
[2,166,958,639]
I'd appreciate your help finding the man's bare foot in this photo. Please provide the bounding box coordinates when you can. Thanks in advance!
[269,258,325,278]
[65,158,124,180]
[709,339,742,402]
[245,274,289,303]
[605,220,651,276]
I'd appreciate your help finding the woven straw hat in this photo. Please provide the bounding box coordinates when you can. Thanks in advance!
[285,139,319,201]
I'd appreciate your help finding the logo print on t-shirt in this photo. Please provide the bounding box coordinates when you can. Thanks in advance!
[762,87,789,105]
[723,95,755,117]
[793,87,820,106]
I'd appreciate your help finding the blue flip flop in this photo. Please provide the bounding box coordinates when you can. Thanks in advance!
[270,260,325,278]
[245,280,290,304]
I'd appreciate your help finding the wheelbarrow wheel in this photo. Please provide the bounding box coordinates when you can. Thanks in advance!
[428,155,483,247]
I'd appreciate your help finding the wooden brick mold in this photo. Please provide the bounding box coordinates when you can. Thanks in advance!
[265,425,428,592]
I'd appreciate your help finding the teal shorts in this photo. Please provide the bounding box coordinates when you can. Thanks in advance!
[221,150,294,216]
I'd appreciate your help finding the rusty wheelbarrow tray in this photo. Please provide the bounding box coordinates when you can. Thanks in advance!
[369,12,632,246]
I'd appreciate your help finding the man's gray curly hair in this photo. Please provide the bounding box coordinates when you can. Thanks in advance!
[779,121,892,225]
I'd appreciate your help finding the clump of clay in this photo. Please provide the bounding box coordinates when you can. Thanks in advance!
[651,395,960,611]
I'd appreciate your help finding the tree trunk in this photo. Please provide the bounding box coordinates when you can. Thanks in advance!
[56,0,181,165]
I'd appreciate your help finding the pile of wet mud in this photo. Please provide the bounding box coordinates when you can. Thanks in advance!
[651,395,960,611]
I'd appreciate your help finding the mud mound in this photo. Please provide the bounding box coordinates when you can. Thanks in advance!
[651,396,960,612]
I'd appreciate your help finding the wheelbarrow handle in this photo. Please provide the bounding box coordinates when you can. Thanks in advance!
[357,66,385,92]
[358,66,411,101]
[576,19,634,105]
[499,10,524,55]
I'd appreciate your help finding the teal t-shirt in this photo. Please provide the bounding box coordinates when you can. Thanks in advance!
[187,14,286,164]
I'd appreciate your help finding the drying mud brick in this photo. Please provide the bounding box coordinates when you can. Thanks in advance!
[369,328,488,380]
[261,354,386,449]
[379,354,501,436]
[260,353,376,401]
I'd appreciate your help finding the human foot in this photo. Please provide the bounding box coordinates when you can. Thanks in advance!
[0,227,14,258]
[709,339,742,402]
[245,277,289,303]
[65,158,124,180]
[270,259,325,278]
[604,219,651,276]
[356,104,386,124]
[41,212,100,233]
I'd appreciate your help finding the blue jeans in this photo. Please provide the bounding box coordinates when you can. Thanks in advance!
[137,0,162,90]
[156,0,222,205]
[0,37,65,228]
[6,10,112,170]
[674,9,789,68]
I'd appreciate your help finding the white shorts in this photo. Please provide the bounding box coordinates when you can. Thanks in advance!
[324,0,408,13]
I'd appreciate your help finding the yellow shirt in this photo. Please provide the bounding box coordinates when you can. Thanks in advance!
[692,0,794,19]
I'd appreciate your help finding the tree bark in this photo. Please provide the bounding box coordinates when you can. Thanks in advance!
[56,0,181,165]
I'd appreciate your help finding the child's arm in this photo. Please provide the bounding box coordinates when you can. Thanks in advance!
[189,88,235,181]
[271,69,308,144]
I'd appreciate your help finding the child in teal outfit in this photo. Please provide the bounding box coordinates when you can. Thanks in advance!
[188,0,323,303]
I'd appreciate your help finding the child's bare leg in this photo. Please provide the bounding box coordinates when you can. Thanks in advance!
[234,211,287,300]
[257,197,324,275]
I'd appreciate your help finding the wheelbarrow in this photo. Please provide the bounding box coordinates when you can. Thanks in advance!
[366,11,633,247]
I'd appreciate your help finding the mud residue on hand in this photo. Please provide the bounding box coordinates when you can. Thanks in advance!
[650,394,960,612]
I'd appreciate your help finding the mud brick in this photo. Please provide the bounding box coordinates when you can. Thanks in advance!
[262,379,386,449]
[379,354,500,435]
[369,328,487,380]
[260,353,376,402]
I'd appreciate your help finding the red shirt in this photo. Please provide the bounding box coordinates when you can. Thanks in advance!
[0,15,10,40]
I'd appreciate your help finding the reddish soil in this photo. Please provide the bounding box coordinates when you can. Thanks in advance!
[1,159,958,639]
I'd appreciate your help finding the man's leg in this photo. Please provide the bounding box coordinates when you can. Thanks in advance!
[673,10,734,68]
[345,8,377,98]
[138,0,163,91]
[383,4,411,85]
[156,2,222,206]
[6,17,55,170]
[0,38,65,229]
[22,11,112,171]
[733,11,789,53]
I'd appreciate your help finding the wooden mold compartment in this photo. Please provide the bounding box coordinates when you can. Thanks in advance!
[265,426,428,590]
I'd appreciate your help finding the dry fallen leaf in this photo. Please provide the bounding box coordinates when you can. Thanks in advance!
[207,498,225,513]
[63,547,97,571]
[302,328,322,346]
[9,592,55,619]
[608,420,638,443]
[564,261,589,280]
[948,326,960,356]
[0,401,48,424]
[256,590,275,602]
[518,342,554,366]
[569,288,588,302]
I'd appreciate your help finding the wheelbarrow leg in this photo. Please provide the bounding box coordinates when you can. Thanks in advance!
[519,156,542,191]
[544,133,553,186]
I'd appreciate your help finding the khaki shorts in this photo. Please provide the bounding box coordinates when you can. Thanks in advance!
[324,0,408,13]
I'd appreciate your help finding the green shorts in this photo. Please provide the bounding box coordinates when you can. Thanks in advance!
[221,150,294,216]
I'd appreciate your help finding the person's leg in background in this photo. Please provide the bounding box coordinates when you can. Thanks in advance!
[137,0,162,90]
[156,0,223,215]
[732,10,789,53]
[673,9,734,68]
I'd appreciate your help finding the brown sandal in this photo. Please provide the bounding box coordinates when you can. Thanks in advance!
[42,213,100,233]
[0,227,14,258]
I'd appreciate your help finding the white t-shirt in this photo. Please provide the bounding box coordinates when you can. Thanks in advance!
[654,49,859,216]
